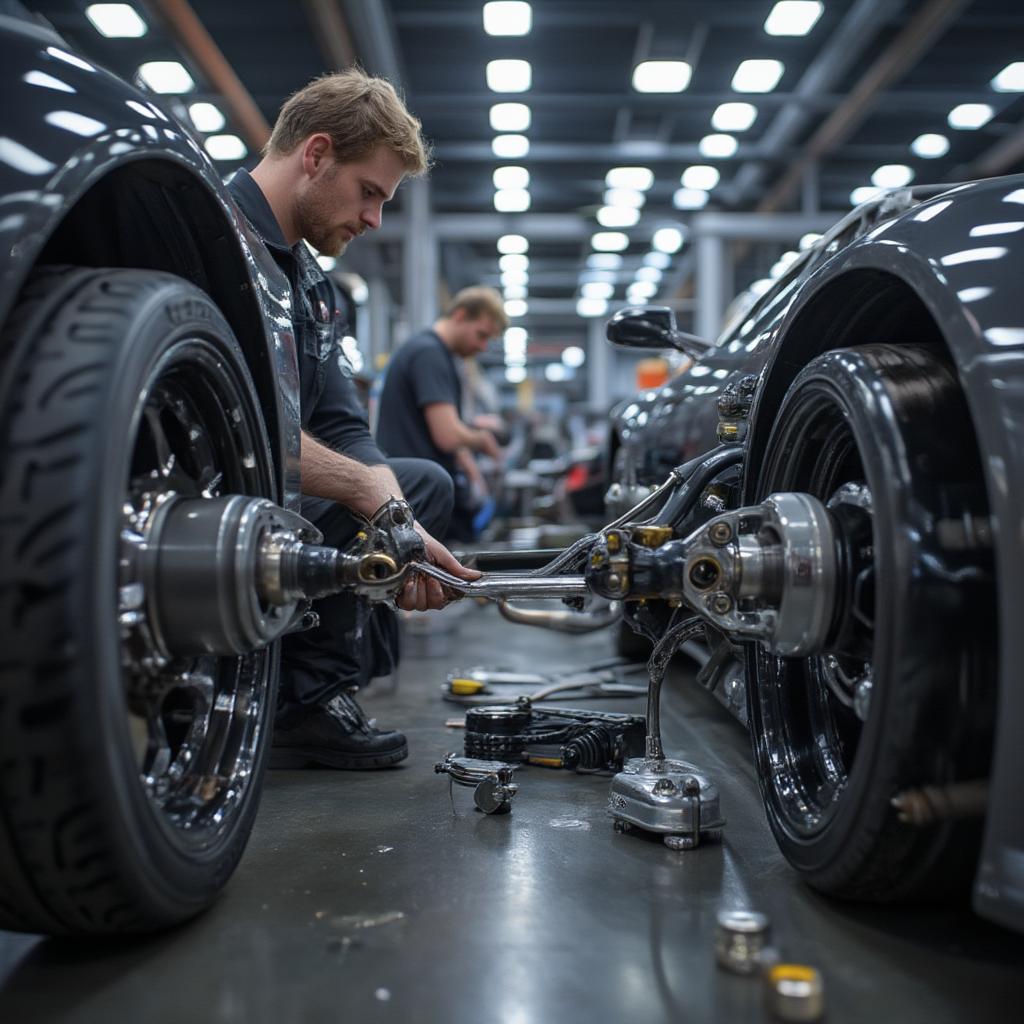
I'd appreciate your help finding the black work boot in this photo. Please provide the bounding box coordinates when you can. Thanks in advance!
[269,689,408,769]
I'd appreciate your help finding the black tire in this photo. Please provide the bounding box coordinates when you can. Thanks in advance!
[747,345,994,901]
[0,267,279,934]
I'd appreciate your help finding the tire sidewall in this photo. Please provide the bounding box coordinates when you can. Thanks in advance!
[79,275,277,919]
[748,346,957,887]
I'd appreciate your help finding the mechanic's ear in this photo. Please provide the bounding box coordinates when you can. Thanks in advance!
[302,134,333,177]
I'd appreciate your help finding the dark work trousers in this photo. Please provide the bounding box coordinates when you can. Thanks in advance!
[278,457,454,722]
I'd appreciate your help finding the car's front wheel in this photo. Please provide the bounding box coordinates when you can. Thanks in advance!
[748,344,995,901]
[0,267,278,934]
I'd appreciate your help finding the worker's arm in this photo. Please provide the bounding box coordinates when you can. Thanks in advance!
[300,431,479,608]
[423,402,501,459]
[455,446,488,497]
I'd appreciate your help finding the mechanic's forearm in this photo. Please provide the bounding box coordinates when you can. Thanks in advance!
[300,431,403,518]
[455,446,485,488]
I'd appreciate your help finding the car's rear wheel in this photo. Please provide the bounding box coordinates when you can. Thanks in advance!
[748,344,995,901]
[0,267,278,934]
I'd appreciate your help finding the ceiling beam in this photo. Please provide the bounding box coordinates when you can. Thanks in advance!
[723,0,902,208]
[145,0,270,150]
[966,120,1024,178]
[301,0,357,70]
[337,0,404,88]
[756,0,972,215]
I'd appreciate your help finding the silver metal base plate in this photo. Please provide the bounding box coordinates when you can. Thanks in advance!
[608,757,725,849]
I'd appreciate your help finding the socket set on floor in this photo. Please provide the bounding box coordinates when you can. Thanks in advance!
[715,909,825,1022]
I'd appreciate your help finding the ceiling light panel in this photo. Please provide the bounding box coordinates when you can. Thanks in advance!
[499,253,529,272]
[86,4,147,38]
[681,165,720,190]
[643,251,671,269]
[581,281,614,300]
[486,59,531,92]
[652,227,684,253]
[503,285,528,300]
[731,59,785,93]
[632,60,692,93]
[673,188,709,210]
[871,164,914,188]
[764,1,823,37]
[605,166,654,190]
[494,188,531,212]
[504,299,528,317]
[188,101,224,132]
[991,62,1024,92]
[490,102,531,132]
[591,231,629,252]
[597,206,640,228]
[497,234,528,254]
[483,2,532,36]
[587,253,622,270]
[138,61,194,94]
[850,185,883,205]
[577,297,608,318]
[948,103,994,129]
[493,165,529,190]
[204,134,247,161]
[492,134,529,158]
[699,134,737,158]
[604,188,645,208]
[711,102,757,132]
[911,133,949,158]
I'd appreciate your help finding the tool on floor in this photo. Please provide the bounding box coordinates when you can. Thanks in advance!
[434,753,518,814]
[764,963,825,1022]
[443,656,648,705]
[714,910,772,974]
[462,701,646,773]
[607,615,725,849]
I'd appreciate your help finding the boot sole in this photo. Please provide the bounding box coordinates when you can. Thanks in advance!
[269,742,409,770]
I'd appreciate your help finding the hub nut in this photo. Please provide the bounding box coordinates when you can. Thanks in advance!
[714,909,771,974]
[709,521,733,546]
[711,592,733,615]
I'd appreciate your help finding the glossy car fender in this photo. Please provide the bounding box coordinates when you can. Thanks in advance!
[0,15,300,509]
[745,175,1024,932]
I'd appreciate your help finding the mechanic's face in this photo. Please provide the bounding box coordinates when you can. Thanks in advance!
[453,312,500,357]
[295,141,406,257]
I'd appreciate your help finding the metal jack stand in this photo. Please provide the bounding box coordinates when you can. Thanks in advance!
[608,617,725,850]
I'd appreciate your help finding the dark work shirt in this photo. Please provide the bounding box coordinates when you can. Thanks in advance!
[226,169,386,466]
[376,329,461,476]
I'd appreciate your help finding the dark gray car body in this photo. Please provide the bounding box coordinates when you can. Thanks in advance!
[609,178,1024,933]
[0,14,301,510]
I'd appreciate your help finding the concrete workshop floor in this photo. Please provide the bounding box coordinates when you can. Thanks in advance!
[1,601,1023,1023]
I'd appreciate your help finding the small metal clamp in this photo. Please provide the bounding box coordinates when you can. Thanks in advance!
[434,753,519,814]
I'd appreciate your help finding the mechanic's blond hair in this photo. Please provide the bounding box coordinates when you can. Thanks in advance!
[447,286,510,331]
[267,67,430,175]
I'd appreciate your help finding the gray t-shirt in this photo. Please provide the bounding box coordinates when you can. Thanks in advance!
[376,329,461,476]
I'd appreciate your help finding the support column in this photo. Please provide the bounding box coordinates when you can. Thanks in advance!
[367,275,390,367]
[695,230,726,343]
[402,177,439,331]
[587,315,610,412]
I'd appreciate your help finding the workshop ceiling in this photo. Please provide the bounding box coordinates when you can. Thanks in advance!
[25,0,1024,353]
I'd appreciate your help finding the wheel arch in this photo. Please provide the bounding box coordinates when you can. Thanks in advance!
[7,155,299,508]
[744,245,1024,933]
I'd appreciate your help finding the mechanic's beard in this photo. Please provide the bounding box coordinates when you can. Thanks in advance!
[294,182,350,258]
